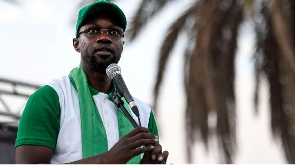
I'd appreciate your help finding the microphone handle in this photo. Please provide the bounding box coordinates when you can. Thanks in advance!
[118,101,166,164]
[111,86,166,164]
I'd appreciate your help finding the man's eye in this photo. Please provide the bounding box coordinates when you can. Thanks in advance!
[88,28,99,34]
[109,30,119,35]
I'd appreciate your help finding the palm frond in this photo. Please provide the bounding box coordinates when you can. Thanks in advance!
[269,0,295,75]
[194,0,243,163]
[254,0,295,163]
[213,2,243,163]
[126,0,169,41]
[153,4,198,113]
[182,14,200,160]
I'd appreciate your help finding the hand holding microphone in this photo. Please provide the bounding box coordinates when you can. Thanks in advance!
[106,63,168,164]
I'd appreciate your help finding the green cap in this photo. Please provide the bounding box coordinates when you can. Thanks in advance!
[75,0,127,38]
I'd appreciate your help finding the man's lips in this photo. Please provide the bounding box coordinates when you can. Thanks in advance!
[94,46,114,55]
[96,50,111,55]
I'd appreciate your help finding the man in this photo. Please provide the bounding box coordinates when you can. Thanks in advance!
[15,0,168,164]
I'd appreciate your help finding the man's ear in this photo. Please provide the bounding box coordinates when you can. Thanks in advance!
[120,40,125,52]
[73,38,80,52]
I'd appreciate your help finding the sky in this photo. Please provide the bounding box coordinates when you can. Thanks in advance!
[0,0,288,164]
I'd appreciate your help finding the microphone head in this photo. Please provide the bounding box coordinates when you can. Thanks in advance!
[106,63,121,79]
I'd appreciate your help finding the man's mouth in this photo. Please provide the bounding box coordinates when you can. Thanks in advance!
[95,46,114,55]
[96,50,111,55]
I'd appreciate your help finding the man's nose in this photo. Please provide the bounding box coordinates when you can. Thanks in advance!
[96,32,112,43]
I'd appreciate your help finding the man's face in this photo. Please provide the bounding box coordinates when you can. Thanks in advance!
[74,15,124,74]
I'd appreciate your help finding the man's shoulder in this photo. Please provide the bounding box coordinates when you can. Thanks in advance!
[32,84,57,97]
[45,76,78,99]
[26,76,73,101]
[47,76,70,87]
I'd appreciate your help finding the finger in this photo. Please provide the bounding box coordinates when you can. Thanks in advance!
[130,145,155,157]
[158,150,169,162]
[129,132,158,144]
[151,145,162,160]
[124,127,150,138]
[129,138,158,150]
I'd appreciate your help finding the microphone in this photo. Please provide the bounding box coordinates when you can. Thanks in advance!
[106,63,140,121]
[106,63,166,164]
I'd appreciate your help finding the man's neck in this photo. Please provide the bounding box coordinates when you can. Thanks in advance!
[83,66,112,94]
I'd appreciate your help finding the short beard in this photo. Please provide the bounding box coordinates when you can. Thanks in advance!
[88,56,117,74]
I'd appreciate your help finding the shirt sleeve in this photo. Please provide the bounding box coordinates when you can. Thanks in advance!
[15,85,61,150]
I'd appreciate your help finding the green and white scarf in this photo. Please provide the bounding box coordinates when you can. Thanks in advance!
[69,66,141,164]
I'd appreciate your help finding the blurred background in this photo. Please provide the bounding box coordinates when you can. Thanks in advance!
[1,0,295,164]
